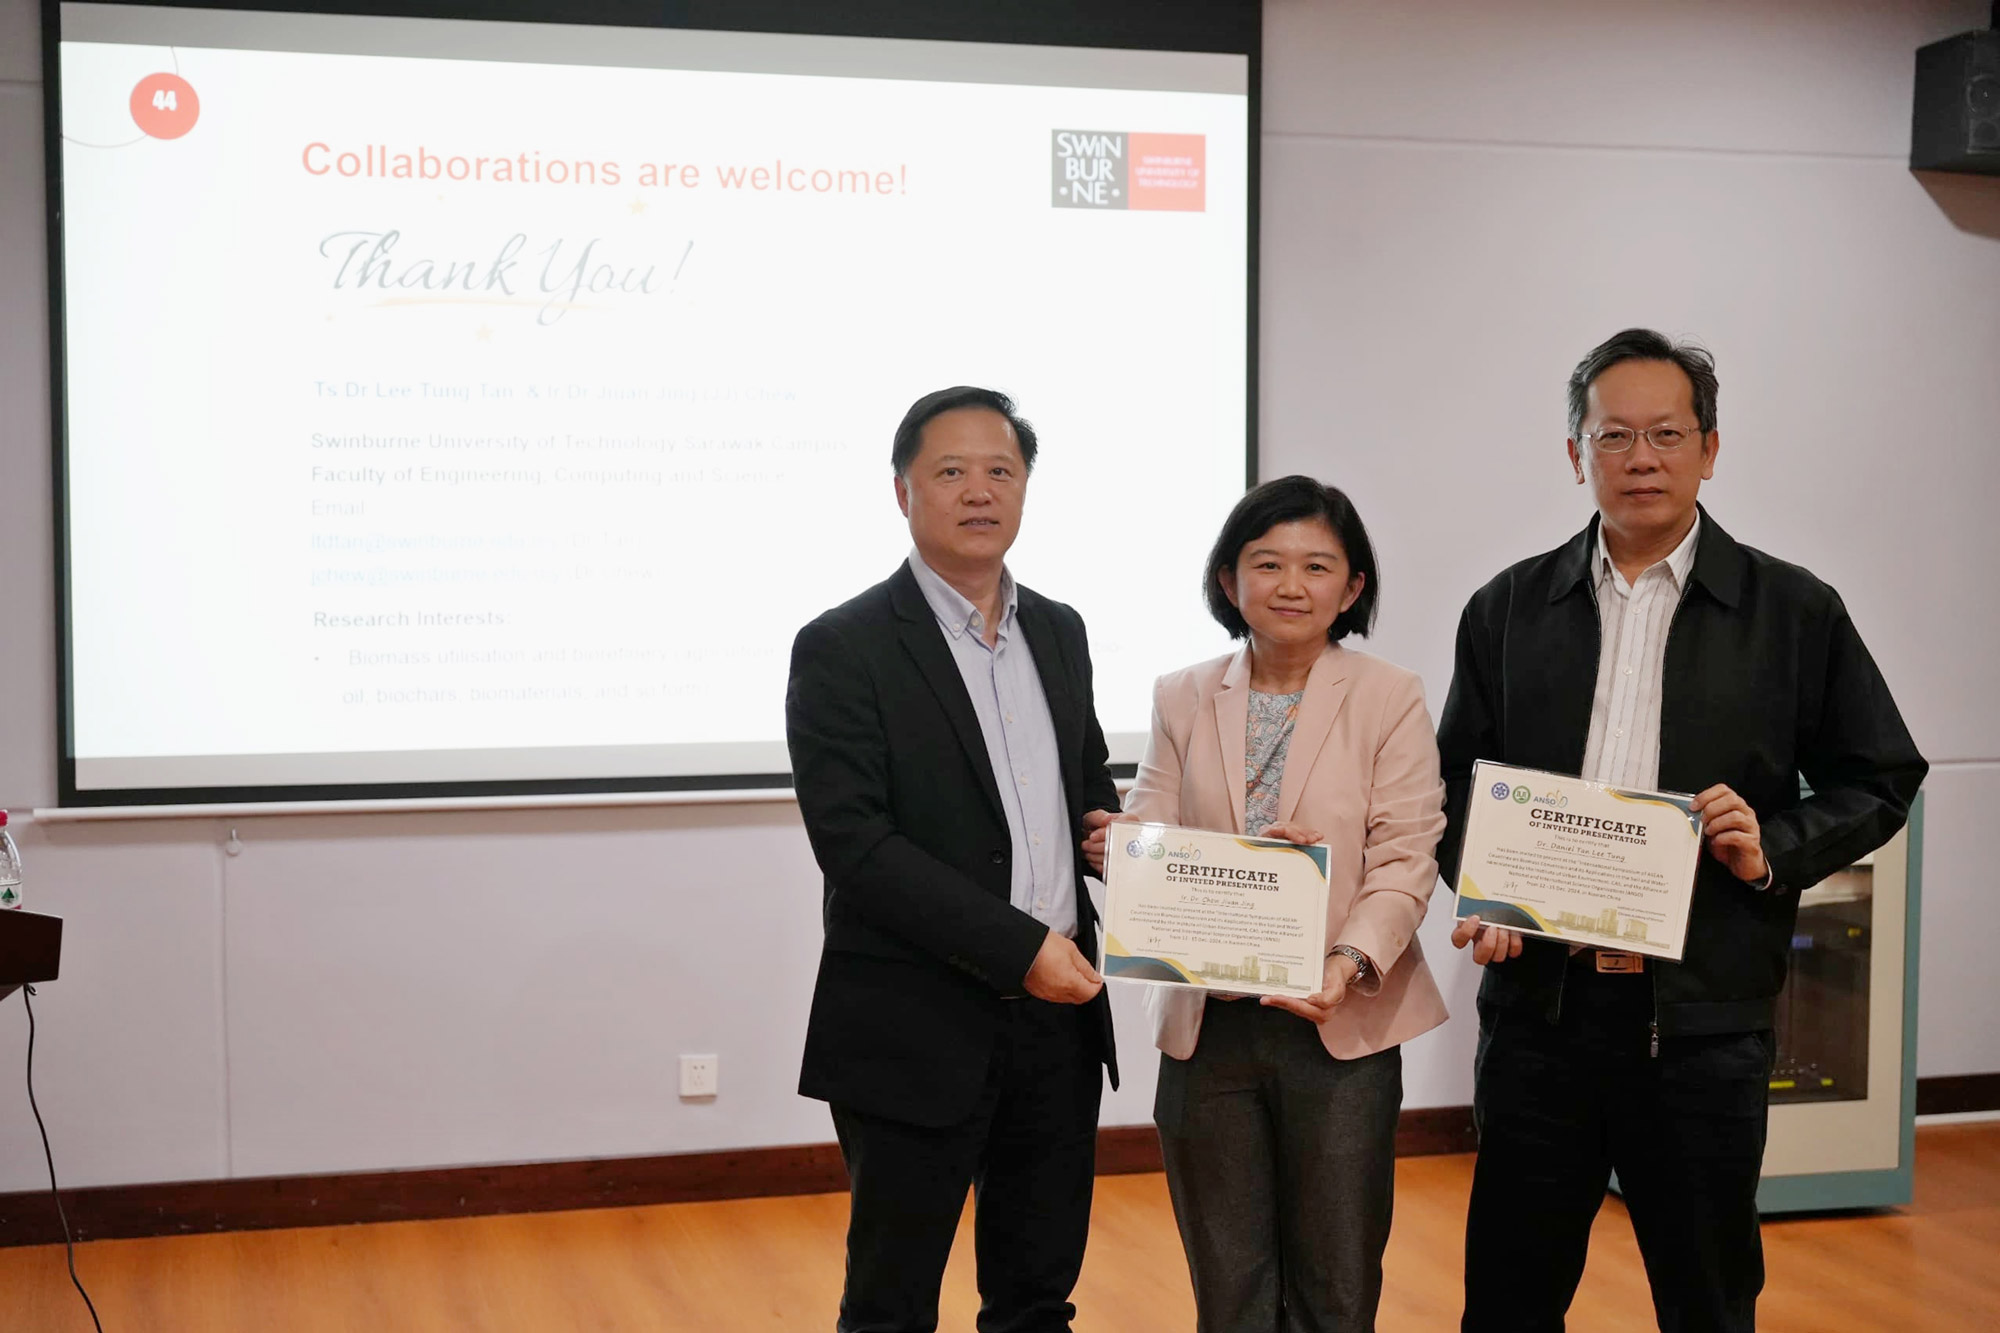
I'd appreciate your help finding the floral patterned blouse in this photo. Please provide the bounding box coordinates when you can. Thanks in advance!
[1245,688,1304,836]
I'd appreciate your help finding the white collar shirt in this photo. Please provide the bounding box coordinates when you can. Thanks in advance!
[1580,515,1702,791]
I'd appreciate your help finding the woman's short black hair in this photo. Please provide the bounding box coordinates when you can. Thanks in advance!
[891,386,1039,476]
[1203,475,1380,643]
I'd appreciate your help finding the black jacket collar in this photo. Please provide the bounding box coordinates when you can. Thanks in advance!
[888,559,930,622]
[1548,504,1745,610]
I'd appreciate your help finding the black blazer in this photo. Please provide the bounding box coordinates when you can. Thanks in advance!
[786,562,1122,1126]
[1437,508,1927,1036]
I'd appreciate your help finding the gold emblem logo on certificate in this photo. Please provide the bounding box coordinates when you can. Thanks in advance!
[1100,822,1330,997]
[1452,760,1704,961]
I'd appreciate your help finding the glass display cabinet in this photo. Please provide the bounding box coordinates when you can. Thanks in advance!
[1756,793,1923,1213]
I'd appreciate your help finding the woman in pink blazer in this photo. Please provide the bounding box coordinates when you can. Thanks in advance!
[1085,475,1447,1331]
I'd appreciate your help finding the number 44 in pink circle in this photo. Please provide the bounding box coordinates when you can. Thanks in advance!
[130,73,199,140]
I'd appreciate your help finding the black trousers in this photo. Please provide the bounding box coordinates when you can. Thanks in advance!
[1462,965,1775,1333]
[830,997,1103,1333]
[1155,999,1402,1333]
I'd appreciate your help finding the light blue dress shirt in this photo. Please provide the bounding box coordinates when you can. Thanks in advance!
[906,550,1078,939]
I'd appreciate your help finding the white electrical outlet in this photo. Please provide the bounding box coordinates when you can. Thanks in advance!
[679,1053,719,1099]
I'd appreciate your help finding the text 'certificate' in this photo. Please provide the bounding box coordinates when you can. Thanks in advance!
[1101,822,1330,998]
[1453,761,1704,961]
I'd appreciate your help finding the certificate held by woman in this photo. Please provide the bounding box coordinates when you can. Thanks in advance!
[1100,821,1331,998]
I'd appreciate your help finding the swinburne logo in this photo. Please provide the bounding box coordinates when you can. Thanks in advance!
[1051,130,1206,211]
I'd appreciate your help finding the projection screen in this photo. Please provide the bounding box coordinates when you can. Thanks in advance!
[47,1,1258,805]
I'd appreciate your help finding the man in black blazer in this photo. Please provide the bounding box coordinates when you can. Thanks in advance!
[786,386,1121,1333]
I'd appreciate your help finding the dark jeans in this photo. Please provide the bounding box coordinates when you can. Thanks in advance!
[830,996,1103,1333]
[1462,966,1775,1333]
[1155,998,1403,1332]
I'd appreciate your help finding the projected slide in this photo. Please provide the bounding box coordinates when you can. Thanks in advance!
[55,5,1250,797]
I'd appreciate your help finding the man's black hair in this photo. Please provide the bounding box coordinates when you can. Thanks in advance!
[891,386,1038,476]
[1567,328,1719,440]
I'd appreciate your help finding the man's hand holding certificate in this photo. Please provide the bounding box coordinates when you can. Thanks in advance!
[1099,822,1331,998]
[1452,761,1704,960]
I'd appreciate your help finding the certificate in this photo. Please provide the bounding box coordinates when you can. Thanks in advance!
[1452,761,1704,961]
[1100,822,1330,998]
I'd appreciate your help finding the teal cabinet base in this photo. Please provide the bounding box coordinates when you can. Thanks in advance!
[1613,1164,1912,1215]
[1755,1166,1912,1215]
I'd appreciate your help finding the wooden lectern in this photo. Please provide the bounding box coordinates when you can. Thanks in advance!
[0,909,62,1004]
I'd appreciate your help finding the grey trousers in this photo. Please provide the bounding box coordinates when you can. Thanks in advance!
[1154,998,1402,1333]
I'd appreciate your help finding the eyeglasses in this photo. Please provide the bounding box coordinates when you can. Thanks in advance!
[1581,424,1704,454]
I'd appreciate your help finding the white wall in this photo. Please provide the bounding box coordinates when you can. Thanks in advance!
[2,0,1996,1191]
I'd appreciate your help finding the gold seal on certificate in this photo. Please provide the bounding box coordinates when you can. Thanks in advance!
[1100,822,1331,997]
[1452,760,1704,961]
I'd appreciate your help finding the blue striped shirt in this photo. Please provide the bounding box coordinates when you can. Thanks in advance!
[906,550,1077,939]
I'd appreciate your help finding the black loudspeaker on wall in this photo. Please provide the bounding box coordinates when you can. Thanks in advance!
[1911,6,2000,174]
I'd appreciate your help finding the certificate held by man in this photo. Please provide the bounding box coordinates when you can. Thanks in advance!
[1100,822,1330,998]
[1452,760,1704,961]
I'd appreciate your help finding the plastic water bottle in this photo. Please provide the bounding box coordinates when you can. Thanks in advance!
[0,811,21,909]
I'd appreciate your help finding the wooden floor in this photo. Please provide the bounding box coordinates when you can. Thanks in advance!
[3,1124,1996,1331]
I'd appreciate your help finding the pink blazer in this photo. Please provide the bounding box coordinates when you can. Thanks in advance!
[1123,643,1450,1060]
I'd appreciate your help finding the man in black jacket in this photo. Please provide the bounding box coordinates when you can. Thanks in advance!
[1437,329,1926,1333]
[787,386,1121,1333]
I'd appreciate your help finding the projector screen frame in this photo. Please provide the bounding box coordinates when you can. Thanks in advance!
[43,0,1263,809]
